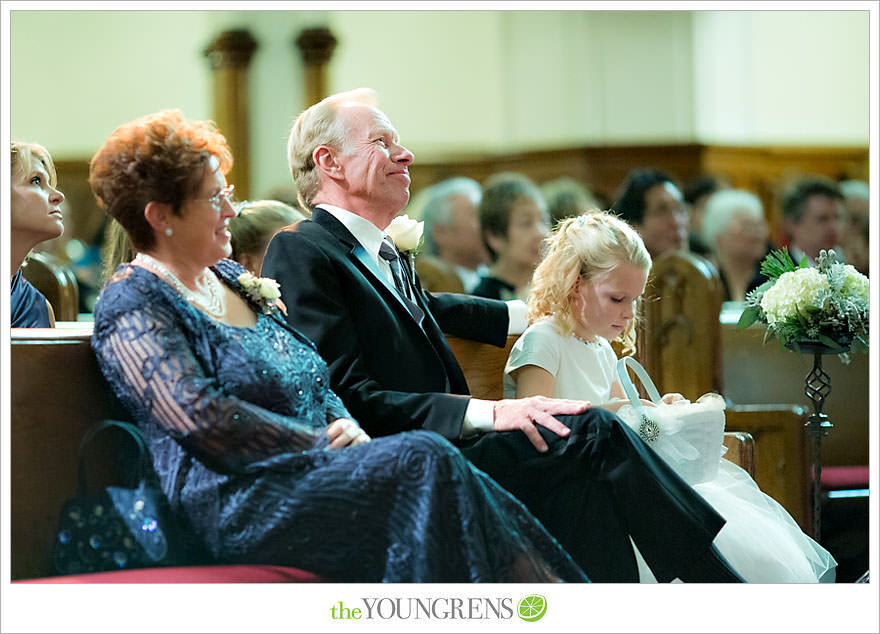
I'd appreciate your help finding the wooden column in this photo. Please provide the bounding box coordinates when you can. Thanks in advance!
[294,27,337,108]
[204,29,258,199]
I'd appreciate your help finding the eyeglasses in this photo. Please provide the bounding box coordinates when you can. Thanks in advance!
[193,184,235,212]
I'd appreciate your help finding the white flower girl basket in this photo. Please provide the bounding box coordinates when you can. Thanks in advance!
[615,357,727,485]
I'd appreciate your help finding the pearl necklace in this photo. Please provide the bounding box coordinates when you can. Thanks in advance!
[573,333,600,346]
[133,253,227,319]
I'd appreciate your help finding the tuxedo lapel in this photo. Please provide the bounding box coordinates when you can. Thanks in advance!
[311,208,426,325]
[350,243,414,315]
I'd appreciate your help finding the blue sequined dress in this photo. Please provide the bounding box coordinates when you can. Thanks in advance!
[91,259,587,582]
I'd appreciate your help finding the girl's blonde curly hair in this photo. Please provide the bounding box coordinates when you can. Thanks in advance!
[527,210,651,355]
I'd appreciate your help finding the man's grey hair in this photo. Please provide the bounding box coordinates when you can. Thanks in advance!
[839,179,869,202]
[413,177,482,256]
[287,88,378,211]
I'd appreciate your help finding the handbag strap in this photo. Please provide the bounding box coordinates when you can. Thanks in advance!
[615,357,662,413]
[76,420,149,495]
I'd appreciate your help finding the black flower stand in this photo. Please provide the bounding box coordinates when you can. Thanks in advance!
[793,340,850,542]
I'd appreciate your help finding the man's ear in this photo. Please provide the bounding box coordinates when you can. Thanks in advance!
[313,146,344,180]
[144,200,173,235]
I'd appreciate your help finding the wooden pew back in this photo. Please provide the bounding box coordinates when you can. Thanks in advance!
[638,250,723,400]
[21,252,80,322]
[10,328,128,579]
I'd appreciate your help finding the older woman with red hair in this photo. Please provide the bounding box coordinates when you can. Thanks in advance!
[87,109,589,583]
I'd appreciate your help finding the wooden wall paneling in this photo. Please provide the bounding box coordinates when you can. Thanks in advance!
[702,145,869,246]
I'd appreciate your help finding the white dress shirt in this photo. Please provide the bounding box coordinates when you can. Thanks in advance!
[316,204,528,437]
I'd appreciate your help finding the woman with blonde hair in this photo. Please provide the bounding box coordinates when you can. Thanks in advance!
[10,142,65,327]
[505,210,836,583]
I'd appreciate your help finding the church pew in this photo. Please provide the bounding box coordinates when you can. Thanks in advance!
[10,325,760,582]
[10,327,317,583]
[634,251,814,533]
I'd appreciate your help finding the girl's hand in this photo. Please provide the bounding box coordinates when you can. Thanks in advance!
[326,418,371,450]
[661,392,688,405]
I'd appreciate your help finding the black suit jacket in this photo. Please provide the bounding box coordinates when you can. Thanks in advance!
[261,208,510,439]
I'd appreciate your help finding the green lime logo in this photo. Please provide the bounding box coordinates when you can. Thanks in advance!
[517,594,547,622]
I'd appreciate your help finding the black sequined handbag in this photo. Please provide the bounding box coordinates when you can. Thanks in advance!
[52,420,185,575]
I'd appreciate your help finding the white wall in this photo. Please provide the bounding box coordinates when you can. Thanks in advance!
[329,10,509,158]
[693,10,869,145]
[10,10,214,156]
[7,8,870,199]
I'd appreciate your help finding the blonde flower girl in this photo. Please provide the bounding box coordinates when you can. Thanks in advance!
[504,211,836,583]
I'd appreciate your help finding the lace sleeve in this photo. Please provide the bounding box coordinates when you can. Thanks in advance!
[324,390,353,423]
[93,304,326,474]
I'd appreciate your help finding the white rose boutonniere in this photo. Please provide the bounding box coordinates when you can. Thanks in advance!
[386,214,424,256]
[238,272,286,315]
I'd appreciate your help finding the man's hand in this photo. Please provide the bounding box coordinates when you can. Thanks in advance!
[326,418,371,450]
[493,396,590,452]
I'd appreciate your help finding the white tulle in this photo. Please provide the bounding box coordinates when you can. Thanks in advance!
[618,402,837,583]
[694,460,836,582]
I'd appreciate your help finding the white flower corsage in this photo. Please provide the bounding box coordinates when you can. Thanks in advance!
[238,272,286,315]
[386,214,424,255]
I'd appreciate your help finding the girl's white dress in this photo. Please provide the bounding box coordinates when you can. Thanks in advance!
[504,318,837,583]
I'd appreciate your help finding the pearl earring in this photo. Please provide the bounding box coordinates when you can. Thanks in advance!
[165,227,173,237]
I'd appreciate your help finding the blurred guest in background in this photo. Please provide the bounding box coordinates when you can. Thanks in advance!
[684,174,729,257]
[10,141,65,327]
[613,168,689,260]
[264,185,305,214]
[473,173,550,301]
[838,179,869,276]
[101,218,136,285]
[701,189,770,302]
[412,177,489,293]
[231,199,304,275]
[540,176,599,227]
[781,176,843,267]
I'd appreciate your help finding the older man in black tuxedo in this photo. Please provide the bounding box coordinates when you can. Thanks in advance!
[262,88,743,583]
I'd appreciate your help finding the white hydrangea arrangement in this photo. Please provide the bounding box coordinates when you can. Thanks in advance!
[738,248,869,361]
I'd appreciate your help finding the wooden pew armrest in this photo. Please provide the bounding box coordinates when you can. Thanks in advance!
[723,431,755,477]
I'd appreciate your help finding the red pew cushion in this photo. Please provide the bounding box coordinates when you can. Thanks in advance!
[820,465,869,490]
[15,564,325,583]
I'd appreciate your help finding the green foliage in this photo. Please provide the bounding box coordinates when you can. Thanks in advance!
[737,305,760,329]
[759,248,798,280]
